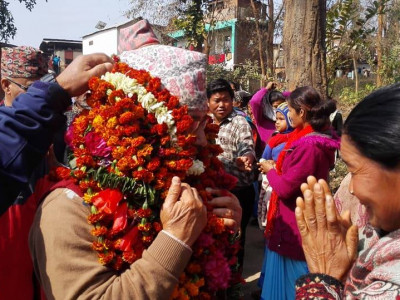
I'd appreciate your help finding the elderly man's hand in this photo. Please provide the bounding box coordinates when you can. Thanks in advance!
[207,188,242,233]
[295,176,359,281]
[160,177,207,247]
[56,53,113,97]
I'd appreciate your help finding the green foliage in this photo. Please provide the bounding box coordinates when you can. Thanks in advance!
[326,0,389,94]
[339,82,376,106]
[88,167,158,207]
[206,59,261,91]
[173,0,207,49]
[379,45,400,85]
[0,0,41,42]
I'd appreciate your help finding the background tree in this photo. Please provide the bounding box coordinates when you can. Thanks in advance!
[283,0,328,97]
[0,0,42,42]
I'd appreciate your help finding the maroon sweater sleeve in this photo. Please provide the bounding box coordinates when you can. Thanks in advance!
[267,143,323,203]
[249,88,267,125]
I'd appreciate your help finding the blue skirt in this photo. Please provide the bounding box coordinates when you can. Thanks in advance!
[258,246,308,300]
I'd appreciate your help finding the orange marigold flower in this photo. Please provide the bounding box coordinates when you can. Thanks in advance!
[88,77,100,91]
[119,111,135,125]
[106,116,118,129]
[72,169,86,180]
[108,89,125,105]
[153,222,162,232]
[127,208,136,218]
[91,241,104,251]
[137,144,153,158]
[91,226,108,237]
[146,157,161,171]
[156,89,170,102]
[122,250,138,264]
[131,136,146,148]
[87,212,105,224]
[133,169,154,183]
[123,124,141,136]
[187,262,202,274]
[98,251,115,265]
[150,123,168,136]
[112,146,127,160]
[160,135,171,145]
[147,77,161,93]
[93,115,105,128]
[54,166,71,180]
[166,95,179,110]
[185,282,199,297]
[115,97,135,112]
[146,113,157,124]
[172,106,188,121]
[142,235,153,244]
[138,222,152,232]
[176,115,193,134]
[177,135,196,147]
[137,208,152,218]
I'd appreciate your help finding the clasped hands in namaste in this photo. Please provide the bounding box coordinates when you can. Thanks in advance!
[295,176,359,281]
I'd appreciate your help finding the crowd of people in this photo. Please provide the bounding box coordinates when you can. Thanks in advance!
[1,19,400,300]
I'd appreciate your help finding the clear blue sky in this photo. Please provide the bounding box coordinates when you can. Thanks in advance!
[8,0,132,48]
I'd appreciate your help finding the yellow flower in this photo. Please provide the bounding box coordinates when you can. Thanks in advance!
[107,116,118,129]
[93,115,104,128]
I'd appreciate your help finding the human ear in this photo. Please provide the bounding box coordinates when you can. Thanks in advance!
[1,78,11,95]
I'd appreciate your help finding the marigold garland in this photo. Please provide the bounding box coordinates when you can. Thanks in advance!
[55,57,242,298]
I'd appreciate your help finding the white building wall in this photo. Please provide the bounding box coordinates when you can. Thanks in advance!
[82,29,118,56]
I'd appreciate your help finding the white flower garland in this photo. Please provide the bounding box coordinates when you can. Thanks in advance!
[102,72,176,139]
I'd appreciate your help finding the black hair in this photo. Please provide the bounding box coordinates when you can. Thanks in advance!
[262,90,285,105]
[287,86,336,132]
[343,83,400,169]
[207,78,234,99]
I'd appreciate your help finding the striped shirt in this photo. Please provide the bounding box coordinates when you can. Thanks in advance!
[215,110,256,187]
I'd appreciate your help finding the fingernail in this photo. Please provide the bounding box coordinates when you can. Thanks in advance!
[172,176,180,184]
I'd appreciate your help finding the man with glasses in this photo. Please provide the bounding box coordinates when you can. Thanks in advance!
[0,49,114,300]
[1,46,49,106]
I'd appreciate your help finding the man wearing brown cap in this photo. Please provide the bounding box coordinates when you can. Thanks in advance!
[1,46,49,106]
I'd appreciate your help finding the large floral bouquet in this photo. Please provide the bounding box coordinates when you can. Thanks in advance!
[54,57,242,299]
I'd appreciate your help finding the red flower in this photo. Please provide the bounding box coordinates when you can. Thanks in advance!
[92,189,123,214]
[115,226,140,252]
[111,202,128,235]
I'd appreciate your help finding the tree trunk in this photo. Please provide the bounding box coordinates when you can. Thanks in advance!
[266,0,275,77]
[376,0,384,87]
[250,0,267,83]
[353,54,359,94]
[283,0,328,98]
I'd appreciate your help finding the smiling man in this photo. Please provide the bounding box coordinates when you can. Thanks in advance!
[1,46,48,106]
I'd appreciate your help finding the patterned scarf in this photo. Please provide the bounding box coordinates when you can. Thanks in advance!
[265,125,314,238]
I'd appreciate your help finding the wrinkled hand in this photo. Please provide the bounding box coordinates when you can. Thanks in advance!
[56,53,114,97]
[207,188,242,233]
[257,159,275,174]
[160,177,207,247]
[236,155,254,172]
[295,176,358,281]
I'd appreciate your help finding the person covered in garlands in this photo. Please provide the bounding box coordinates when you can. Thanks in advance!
[29,19,243,300]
